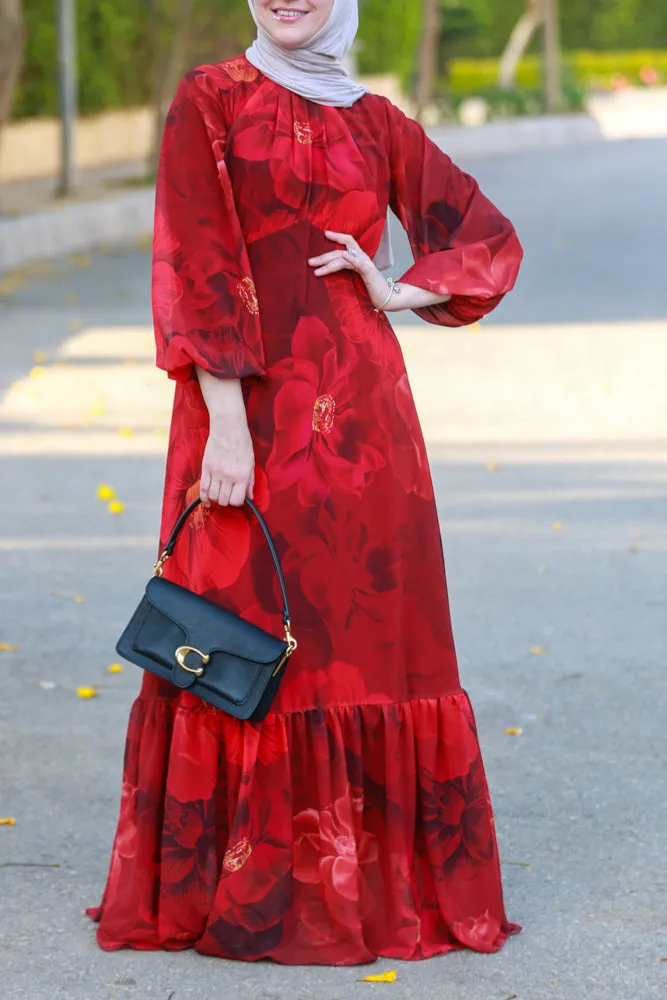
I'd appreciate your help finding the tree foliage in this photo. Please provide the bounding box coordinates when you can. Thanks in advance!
[10,0,667,120]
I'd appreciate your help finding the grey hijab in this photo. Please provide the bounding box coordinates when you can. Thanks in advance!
[245,0,368,108]
[245,0,393,270]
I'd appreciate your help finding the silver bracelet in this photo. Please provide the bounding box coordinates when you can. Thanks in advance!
[374,277,401,313]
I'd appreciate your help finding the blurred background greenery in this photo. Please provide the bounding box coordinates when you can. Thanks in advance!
[8,0,667,122]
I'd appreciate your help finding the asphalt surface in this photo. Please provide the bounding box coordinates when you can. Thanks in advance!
[1,137,666,1000]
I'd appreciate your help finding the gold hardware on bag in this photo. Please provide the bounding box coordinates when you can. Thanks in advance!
[153,550,169,577]
[175,645,210,676]
[272,621,298,678]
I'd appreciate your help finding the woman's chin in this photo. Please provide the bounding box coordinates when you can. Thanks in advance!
[264,23,317,49]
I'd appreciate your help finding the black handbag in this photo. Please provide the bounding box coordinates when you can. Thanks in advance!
[116,497,297,722]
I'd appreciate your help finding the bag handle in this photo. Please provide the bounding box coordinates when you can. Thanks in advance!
[153,497,295,644]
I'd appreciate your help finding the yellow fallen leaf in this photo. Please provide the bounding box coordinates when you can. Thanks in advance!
[29,366,46,379]
[552,521,564,531]
[89,401,106,417]
[154,427,168,437]
[106,663,124,674]
[68,318,82,332]
[33,350,46,363]
[468,322,481,332]
[96,483,116,501]
[108,500,126,514]
[504,727,523,736]
[118,426,135,438]
[0,818,16,826]
[358,971,398,983]
[0,642,19,652]
[486,462,500,471]
[77,687,98,699]
[529,646,548,655]
[628,543,642,553]
[73,594,86,603]
[65,291,78,305]
[70,252,91,269]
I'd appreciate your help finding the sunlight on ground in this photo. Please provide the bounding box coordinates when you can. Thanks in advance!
[1,319,666,457]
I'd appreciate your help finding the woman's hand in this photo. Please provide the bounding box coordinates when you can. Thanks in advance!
[308,230,393,310]
[196,368,255,508]
[308,229,452,314]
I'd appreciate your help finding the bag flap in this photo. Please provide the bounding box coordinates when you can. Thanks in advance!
[145,577,285,665]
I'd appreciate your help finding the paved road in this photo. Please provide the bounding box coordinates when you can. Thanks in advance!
[1,138,666,1000]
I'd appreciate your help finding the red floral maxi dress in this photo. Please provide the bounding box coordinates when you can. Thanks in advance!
[89,56,523,966]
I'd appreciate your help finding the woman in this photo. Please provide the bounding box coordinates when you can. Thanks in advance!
[89,0,523,966]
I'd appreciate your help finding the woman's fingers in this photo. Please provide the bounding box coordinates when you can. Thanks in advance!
[308,250,344,267]
[229,482,247,507]
[217,481,232,507]
[314,258,354,277]
[208,480,223,506]
[325,229,359,251]
[200,468,212,506]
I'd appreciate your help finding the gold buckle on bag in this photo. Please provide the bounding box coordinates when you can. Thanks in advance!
[174,646,210,676]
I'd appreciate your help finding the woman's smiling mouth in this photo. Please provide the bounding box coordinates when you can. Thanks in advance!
[271,7,309,22]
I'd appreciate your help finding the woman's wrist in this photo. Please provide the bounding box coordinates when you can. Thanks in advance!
[196,368,248,423]
[372,277,401,313]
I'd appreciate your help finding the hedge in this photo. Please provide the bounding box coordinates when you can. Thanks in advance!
[450,50,667,95]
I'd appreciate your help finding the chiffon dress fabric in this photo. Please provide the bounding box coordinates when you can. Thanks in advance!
[88,56,524,966]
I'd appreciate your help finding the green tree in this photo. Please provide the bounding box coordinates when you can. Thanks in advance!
[357,0,422,84]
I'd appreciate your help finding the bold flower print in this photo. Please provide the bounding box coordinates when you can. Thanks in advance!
[160,423,270,594]
[222,57,259,84]
[161,794,218,896]
[312,394,336,433]
[279,659,381,712]
[215,707,290,769]
[418,757,496,880]
[223,837,253,873]
[294,789,379,924]
[237,275,259,315]
[231,100,371,215]
[293,121,314,145]
[264,316,386,506]
[328,270,406,378]
[152,260,183,331]
[283,500,404,657]
[90,55,522,965]
[452,910,503,952]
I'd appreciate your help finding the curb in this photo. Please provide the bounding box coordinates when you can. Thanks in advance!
[432,113,604,158]
[0,187,155,274]
[0,113,608,275]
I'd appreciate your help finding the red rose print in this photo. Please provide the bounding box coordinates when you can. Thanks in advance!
[265,316,385,505]
[152,260,183,330]
[452,910,502,951]
[294,788,379,924]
